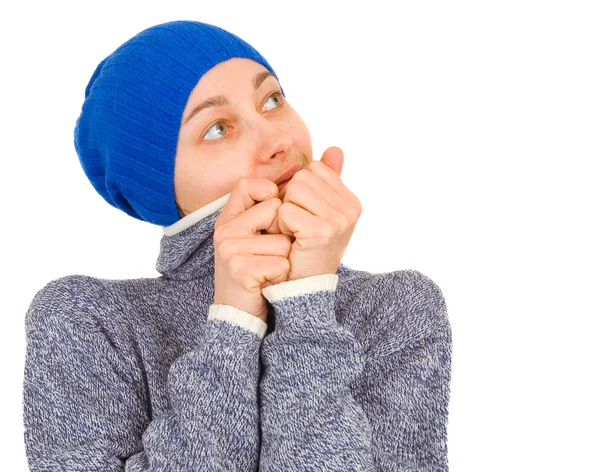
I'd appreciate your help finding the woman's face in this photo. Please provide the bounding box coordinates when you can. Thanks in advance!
[174,57,313,217]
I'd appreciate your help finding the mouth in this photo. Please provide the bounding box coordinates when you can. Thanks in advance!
[277,178,292,192]
[274,163,303,186]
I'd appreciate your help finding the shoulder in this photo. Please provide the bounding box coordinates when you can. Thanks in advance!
[338,265,450,348]
[379,269,448,320]
[387,269,449,335]
[24,275,148,384]
[25,274,139,338]
[26,274,104,317]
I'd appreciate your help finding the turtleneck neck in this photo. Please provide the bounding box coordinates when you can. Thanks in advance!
[155,191,352,282]
[155,193,231,281]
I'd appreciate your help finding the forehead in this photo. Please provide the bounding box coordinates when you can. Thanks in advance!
[192,57,272,95]
[181,58,279,126]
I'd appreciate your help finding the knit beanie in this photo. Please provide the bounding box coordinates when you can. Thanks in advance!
[73,20,282,226]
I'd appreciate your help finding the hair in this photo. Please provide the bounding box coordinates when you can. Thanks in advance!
[176,202,186,218]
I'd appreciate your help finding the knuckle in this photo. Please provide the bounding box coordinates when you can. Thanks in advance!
[354,198,363,218]
[320,222,336,242]
[357,197,363,213]
[234,175,253,193]
[217,238,234,259]
[336,212,348,229]
[228,254,245,279]
[296,169,310,179]
[279,201,292,213]
[213,225,226,245]
[279,256,291,271]
[280,234,293,252]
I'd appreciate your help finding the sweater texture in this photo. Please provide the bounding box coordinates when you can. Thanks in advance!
[22,193,453,471]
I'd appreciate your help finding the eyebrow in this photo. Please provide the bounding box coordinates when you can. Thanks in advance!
[181,70,276,126]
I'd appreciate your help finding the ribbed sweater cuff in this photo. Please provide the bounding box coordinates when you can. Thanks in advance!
[208,304,267,339]
[261,273,339,304]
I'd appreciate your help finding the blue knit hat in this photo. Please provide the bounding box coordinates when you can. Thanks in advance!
[74,20,282,226]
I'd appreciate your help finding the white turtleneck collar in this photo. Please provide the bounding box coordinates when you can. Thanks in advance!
[162,193,231,237]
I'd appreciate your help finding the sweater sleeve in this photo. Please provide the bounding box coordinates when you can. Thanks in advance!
[355,271,453,471]
[258,270,453,472]
[257,273,377,471]
[22,277,266,472]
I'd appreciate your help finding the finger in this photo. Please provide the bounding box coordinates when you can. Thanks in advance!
[280,178,342,221]
[279,168,341,207]
[216,177,279,228]
[292,161,361,217]
[217,197,284,240]
[305,158,347,197]
[218,233,292,260]
[215,177,282,239]
[241,253,291,290]
[253,254,290,286]
[278,201,323,242]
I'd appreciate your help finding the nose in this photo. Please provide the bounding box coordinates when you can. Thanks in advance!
[253,115,293,163]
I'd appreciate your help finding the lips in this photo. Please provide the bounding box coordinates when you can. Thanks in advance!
[277,178,291,192]
[274,163,303,186]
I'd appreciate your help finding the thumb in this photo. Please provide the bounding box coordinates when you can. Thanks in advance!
[319,146,344,177]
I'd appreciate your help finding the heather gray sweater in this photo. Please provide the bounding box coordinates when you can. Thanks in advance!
[23,192,453,471]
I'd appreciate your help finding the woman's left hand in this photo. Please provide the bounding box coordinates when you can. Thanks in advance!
[276,146,362,282]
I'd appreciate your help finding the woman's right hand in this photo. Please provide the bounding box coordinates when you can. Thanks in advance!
[213,177,293,323]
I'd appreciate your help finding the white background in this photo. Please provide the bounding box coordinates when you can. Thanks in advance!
[3,1,599,470]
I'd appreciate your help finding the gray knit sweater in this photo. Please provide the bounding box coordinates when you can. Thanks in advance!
[23,193,453,471]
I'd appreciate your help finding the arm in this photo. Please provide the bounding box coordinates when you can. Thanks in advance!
[258,273,376,471]
[355,270,453,471]
[23,276,265,471]
[257,270,453,472]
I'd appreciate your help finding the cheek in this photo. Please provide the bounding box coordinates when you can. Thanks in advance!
[219,158,254,192]
[290,119,313,159]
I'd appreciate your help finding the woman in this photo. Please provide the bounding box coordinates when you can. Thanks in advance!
[23,20,453,471]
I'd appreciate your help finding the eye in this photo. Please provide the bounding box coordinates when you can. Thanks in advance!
[262,91,285,111]
[201,92,284,143]
[203,121,228,141]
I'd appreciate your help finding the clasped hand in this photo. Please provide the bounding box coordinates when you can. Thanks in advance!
[268,146,362,282]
